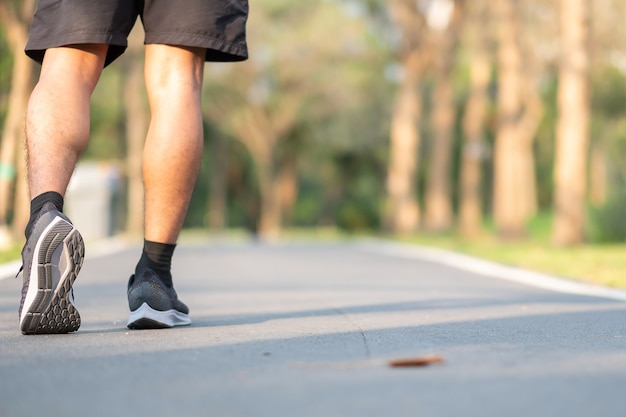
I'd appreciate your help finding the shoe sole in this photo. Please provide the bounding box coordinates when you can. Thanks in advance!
[20,216,84,335]
[127,302,191,329]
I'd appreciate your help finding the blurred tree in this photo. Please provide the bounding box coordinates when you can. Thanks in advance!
[0,0,36,246]
[424,0,463,232]
[383,0,427,234]
[492,0,543,238]
[458,0,491,238]
[204,0,380,238]
[4,0,625,245]
[586,0,626,208]
[552,0,590,245]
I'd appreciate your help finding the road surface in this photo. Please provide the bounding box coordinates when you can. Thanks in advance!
[1,239,625,417]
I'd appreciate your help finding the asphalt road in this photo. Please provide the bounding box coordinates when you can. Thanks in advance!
[1,239,625,417]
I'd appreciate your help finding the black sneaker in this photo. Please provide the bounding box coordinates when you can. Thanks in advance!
[18,203,84,334]
[126,268,191,329]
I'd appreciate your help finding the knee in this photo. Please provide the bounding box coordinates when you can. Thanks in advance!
[145,45,205,103]
[39,45,108,93]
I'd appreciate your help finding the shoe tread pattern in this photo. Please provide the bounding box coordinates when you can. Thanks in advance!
[21,222,84,334]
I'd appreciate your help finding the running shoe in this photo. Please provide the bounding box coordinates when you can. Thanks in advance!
[126,268,191,329]
[18,203,84,334]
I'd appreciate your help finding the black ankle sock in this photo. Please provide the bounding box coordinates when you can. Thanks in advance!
[25,191,64,238]
[135,240,176,287]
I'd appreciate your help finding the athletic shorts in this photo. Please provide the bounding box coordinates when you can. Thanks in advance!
[25,0,249,66]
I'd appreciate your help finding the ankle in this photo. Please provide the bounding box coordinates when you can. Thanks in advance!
[135,240,176,287]
[25,192,64,238]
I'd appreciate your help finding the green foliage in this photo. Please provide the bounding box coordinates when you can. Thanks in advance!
[0,28,13,128]
[332,151,385,231]
[186,126,261,231]
[0,242,20,263]
[4,0,626,246]
[198,0,394,232]
[336,201,378,231]
[85,69,126,160]
[587,191,626,243]
[583,68,626,241]
[591,66,626,119]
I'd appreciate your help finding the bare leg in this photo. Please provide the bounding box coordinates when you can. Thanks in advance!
[25,45,108,198]
[20,45,106,334]
[143,44,205,244]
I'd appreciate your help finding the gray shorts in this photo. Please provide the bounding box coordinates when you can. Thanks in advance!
[25,0,249,66]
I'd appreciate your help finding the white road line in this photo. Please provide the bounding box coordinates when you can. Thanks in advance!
[359,239,626,302]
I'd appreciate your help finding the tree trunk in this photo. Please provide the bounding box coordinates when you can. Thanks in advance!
[459,2,490,238]
[493,0,532,238]
[384,51,422,234]
[0,0,36,246]
[552,0,590,245]
[254,146,298,238]
[123,24,147,236]
[278,155,298,228]
[256,158,282,239]
[424,7,461,233]
[424,74,454,232]
[207,103,287,239]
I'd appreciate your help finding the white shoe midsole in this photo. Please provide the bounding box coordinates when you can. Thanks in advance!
[127,302,191,327]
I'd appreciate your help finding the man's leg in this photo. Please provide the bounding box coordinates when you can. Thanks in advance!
[19,44,107,334]
[126,44,205,329]
[142,44,205,244]
[26,45,108,198]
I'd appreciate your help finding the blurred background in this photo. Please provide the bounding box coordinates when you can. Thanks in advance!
[0,0,625,283]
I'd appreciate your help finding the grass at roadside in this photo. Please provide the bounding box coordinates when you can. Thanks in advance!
[398,213,626,289]
[0,244,20,265]
[395,233,626,290]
